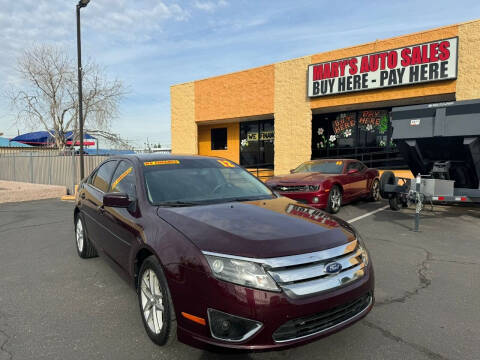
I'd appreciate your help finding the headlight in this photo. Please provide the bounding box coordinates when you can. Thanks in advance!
[204,254,280,292]
[358,243,369,266]
[355,233,369,266]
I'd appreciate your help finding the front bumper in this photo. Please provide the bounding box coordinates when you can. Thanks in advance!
[167,262,374,350]
[276,191,329,209]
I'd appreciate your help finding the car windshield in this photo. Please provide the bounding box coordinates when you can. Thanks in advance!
[292,160,344,174]
[143,158,274,206]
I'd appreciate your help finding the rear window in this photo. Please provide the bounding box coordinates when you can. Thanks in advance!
[143,158,273,205]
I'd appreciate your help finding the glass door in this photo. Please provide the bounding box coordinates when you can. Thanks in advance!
[240,119,274,169]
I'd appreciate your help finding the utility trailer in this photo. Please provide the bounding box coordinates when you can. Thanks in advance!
[380,99,480,222]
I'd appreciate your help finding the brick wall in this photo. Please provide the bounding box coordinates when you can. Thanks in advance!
[274,56,312,175]
[171,82,196,154]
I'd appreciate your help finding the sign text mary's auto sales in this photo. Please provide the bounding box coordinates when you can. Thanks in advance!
[307,37,458,97]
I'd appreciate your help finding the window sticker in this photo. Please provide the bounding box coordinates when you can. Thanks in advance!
[144,160,180,166]
[217,160,235,168]
[111,167,132,190]
[336,161,343,165]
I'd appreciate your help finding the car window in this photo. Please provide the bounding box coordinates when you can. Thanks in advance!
[347,162,362,172]
[87,170,97,185]
[110,160,136,198]
[92,161,117,192]
[293,160,344,174]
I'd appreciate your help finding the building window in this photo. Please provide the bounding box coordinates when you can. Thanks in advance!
[312,108,396,168]
[356,110,390,148]
[211,128,227,150]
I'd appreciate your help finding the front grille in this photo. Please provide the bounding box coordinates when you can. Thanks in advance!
[272,292,372,342]
[266,240,367,297]
[274,184,308,192]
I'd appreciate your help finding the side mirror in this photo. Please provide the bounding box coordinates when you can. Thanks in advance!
[347,169,359,175]
[289,169,295,174]
[103,192,132,208]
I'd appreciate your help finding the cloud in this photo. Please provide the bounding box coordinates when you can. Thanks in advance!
[194,0,228,12]
[85,0,190,42]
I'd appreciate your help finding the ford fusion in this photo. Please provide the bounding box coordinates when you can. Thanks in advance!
[74,155,374,350]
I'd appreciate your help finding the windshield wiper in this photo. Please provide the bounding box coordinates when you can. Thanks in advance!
[230,196,273,202]
[156,201,203,207]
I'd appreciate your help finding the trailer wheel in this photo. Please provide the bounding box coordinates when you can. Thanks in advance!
[389,195,401,211]
[380,171,396,199]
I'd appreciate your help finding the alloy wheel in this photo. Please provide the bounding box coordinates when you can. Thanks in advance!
[330,187,341,211]
[141,269,165,335]
[76,219,84,252]
[372,180,380,200]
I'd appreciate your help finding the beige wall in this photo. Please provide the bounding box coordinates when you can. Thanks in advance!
[171,82,196,154]
[274,56,312,175]
[456,20,480,100]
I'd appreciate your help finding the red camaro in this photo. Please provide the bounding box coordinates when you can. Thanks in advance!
[265,159,380,213]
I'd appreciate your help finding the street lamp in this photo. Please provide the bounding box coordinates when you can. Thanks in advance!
[76,0,90,179]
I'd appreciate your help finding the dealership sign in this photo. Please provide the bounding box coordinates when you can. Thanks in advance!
[307,37,458,97]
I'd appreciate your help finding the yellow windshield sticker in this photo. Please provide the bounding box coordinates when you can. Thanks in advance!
[111,167,132,190]
[144,160,180,166]
[218,160,235,168]
[336,161,343,165]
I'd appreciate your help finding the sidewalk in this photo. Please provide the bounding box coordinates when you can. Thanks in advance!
[0,180,67,204]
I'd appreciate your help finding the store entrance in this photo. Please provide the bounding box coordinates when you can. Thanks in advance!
[240,119,274,180]
[312,108,406,169]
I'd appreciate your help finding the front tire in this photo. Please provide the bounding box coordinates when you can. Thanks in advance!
[138,256,176,346]
[326,185,342,214]
[369,179,381,202]
[75,214,97,258]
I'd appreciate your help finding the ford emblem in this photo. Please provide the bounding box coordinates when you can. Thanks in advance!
[325,262,342,274]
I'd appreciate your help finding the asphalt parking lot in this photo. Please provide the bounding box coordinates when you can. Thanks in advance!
[0,199,479,360]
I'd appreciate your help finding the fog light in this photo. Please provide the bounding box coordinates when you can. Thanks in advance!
[312,196,319,204]
[208,308,263,342]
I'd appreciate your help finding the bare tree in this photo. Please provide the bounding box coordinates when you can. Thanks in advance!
[9,44,127,150]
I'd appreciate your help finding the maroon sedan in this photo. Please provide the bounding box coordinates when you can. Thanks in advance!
[266,159,380,214]
[74,154,374,350]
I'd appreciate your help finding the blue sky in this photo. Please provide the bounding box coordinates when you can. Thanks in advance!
[0,0,479,148]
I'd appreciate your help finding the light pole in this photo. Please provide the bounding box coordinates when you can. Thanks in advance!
[76,0,90,179]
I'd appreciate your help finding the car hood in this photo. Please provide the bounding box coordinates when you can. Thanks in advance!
[156,197,356,258]
[267,172,331,184]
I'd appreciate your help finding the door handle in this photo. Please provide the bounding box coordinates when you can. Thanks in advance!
[97,205,105,215]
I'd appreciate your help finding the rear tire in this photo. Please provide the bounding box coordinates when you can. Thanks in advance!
[75,214,97,258]
[380,171,396,199]
[369,179,381,202]
[326,185,342,214]
[389,195,401,211]
[138,256,176,346]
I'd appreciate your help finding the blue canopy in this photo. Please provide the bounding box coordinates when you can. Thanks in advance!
[10,131,95,145]
[0,137,32,147]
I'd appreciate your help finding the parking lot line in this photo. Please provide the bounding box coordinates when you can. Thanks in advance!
[347,205,389,224]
